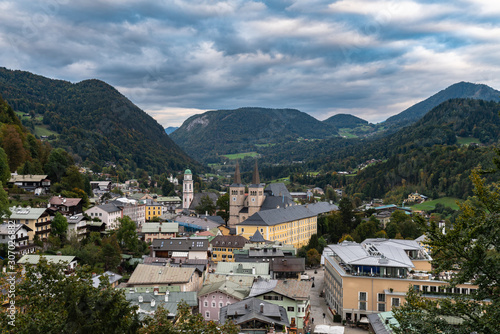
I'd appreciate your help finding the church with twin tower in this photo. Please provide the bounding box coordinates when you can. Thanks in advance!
[228,161,265,228]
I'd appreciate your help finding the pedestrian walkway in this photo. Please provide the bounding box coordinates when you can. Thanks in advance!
[305,268,367,334]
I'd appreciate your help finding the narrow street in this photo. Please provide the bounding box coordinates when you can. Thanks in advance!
[305,268,367,334]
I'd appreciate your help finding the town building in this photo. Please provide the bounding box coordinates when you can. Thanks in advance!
[322,238,478,323]
[85,203,121,230]
[127,264,202,292]
[150,237,209,260]
[66,214,88,240]
[18,255,78,274]
[125,290,197,320]
[0,223,35,255]
[210,235,250,263]
[198,280,251,322]
[140,222,178,242]
[182,169,194,209]
[145,199,163,221]
[7,206,51,241]
[92,271,122,288]
[214,262,271,280]
[248,279,312,332]
[48,196,83,216]
[8,174,51,194]
[219,298,290,333]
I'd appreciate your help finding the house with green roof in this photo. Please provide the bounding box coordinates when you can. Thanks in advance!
[18,255,78,273]
[125,290,197,320]
[214,262,270,279]
[8,206,51,241]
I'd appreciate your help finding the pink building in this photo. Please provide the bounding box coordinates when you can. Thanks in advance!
[198,280,250,322]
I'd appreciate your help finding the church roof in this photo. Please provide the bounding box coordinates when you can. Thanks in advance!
[238,204,317,227]
[264,183,292,200]
[252,160,260,185]
[231,162,243,186]
[184,169,192,175]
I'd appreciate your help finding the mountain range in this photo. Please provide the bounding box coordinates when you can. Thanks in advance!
[171,82,500,163]
[0,67,200,175]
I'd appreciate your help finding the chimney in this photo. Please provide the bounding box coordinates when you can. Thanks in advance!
[138,296,143,303]
[245,304,248,309]
[252,266,256,275]
[165,291,169,302]
[151,299,156,307]
[260,303,264,313]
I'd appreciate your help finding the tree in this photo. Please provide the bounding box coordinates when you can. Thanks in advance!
[338,234,354,243]
[161,178,175,196]
[51,212,68,238]
[61,165,84,191]
[393,166,500,333]
[99,235,122,271]
[0,182,10,218]
[195,195,216,215]
[306,248,321,267]
[117,216,138,253]
[0,259,141,333]
[2,125,26,172]
[44,148,74,183]
[0,147,10,185]
[216,193,229,222]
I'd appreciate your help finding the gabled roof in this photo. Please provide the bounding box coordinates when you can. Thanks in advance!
[92,271,122,288]
[128,264,195,285]
[9,174,48,182]
[210,235,249,248]
[93,203,121,213]
[215,262,269,277]
[9,207,49,220]
[248,279,312,301]
[219,298,289,327]
[67,214,89,224]
[270,257,305,272]
[141,223,179,234]
[0,223,32,234]
[306,202,339,214]
[18,255,76,265]
[264,183,292,200]
[198,280,250,300]
[204,273,255,287]
[151,237,209,252]
[49,196,82,207]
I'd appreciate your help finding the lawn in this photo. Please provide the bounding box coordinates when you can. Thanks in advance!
[456,136,481,145]
[34,126,58,137]
[411,197,462,211]
[222,152,260,160]
[338,129,358,139]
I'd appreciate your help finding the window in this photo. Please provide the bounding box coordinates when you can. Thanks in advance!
[287,306,294,312]
[359,292,367,301]
[430,286,437,293]
[204,301,208,307]
[212,295,216,299]
[220,296,223,299]
[219,302,223,308]
[359,302,366,310]
[413,285,420,292]
[260,228,263,233]
[378,293,385,302]
[205,311,210,318]
[378,303,386,312]
[212,302,216,307]
[392,298,400,307]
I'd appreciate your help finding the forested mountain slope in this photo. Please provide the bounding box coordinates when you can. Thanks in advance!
[0,67,199,174]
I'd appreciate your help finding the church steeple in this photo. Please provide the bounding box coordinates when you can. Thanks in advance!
[252,160,260,185]
[233,161,242,185]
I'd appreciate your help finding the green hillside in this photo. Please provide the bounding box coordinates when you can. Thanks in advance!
[170,107,338,163]
[0,67,200,174]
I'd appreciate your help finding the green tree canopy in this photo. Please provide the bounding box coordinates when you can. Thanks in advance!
[195,195,216,215]
[0,147,10,185]
[51,212,68,237]
[393,165,500,333]
[0,259,141,333]
[117,216,139,253]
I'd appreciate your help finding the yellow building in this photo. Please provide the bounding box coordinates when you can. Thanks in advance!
[145,200,163,221]
[209,235,250,262]
[236,204,332,249]
[323,239,479,323]
[8,207,51,241]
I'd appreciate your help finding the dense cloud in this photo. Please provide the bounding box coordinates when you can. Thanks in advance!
[0,0,499,126]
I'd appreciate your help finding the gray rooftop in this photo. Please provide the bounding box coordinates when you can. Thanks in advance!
[92,271,122,288]
[238,204,317,226]
[0,223,32,234]
[151,237,209,251]
[141,222,179,234]
[219,297,289,327]
[326,241,415,268]
[9,207,49,220]
[198,280,250,300]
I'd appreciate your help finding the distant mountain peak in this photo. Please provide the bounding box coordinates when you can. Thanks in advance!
[384,81,500,126]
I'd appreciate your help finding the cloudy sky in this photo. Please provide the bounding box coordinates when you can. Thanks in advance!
[1,0,499,127]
